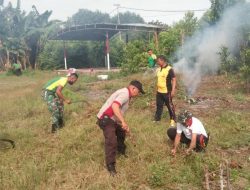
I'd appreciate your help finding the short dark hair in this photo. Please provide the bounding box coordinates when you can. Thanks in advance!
[70,73,78,78]
[157,55,167,62]
[147,49,153,52]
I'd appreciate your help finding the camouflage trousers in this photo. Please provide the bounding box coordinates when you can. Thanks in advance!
[42,90,64,128]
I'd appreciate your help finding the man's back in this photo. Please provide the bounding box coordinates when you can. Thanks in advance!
[44,77,68,93]
[177,117,208,139]
[97,88,130,121]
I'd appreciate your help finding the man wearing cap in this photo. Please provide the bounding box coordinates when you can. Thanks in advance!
[154,55,176,127]
[67,68,76,76]
[97,80,145,176]
[42,73,78,133]
[167,110,209,156]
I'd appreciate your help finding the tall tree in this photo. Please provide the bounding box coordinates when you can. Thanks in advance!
[158,11,198,60]
[175,12,198,38]
[208,0,245,24]
[111,11,144,24]
[23,5,55,68]
[0,1,58,69]
[71,9,111,25]
[0,0,4,7]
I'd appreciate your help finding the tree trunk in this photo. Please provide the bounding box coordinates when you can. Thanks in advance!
[0,49,4,70]
[0,56,4,70]
[6,49,11,69]
[20,56,25,70]
[154,31,159,50]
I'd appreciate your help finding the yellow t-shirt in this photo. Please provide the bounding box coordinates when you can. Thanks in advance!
[45,77,68,92]
[156,65,174,93]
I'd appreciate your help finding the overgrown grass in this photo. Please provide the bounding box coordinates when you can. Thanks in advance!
[0,71,249,189]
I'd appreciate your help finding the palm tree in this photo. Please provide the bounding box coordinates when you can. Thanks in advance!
[0,1,58,70]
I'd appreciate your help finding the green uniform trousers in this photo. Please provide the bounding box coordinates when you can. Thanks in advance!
[42,90,64,128]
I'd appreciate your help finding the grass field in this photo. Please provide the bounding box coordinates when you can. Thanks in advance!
[0,70,249,190]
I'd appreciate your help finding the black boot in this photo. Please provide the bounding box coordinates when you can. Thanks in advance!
[117,145,128,158]
[58,118,64,128]
[107,163,117,176]
[51,124,57,133]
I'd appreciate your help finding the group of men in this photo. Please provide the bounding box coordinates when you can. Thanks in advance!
[42,53,209,176]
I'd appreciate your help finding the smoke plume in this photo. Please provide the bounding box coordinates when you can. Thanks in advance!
[174,3,250,96]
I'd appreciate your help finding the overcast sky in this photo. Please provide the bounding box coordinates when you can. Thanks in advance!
[6,0,211,24]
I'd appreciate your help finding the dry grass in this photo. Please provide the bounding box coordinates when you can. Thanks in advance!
[0,71,249,190]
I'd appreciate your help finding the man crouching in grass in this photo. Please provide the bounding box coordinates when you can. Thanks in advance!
[167,110,209,156]
[96,80,145,176]
[42,73,78,133]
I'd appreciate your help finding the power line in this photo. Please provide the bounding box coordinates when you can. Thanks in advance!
[119,6,208,13]
[141,14,186,18]
[109,8,117,15]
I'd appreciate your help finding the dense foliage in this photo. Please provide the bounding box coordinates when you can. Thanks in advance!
[119,40,147,74]
[0,0,249,87]
[0,0,59,69]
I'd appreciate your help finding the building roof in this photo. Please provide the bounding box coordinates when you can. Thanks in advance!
[51,23,164,41]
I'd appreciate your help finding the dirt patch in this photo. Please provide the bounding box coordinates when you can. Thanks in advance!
[177,75,250,117]
[189,96,230,109]
[83,90,108,101]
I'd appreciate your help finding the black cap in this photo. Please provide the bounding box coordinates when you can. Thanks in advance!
[130,80,145,94]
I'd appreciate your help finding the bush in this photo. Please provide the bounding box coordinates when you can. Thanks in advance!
[218,46,239,74]
[120,40,147,75]
[240,48,250,92]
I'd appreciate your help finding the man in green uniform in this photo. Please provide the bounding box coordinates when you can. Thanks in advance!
[12,62,22,76]
[147,49,157,68]
[42,73,78,133]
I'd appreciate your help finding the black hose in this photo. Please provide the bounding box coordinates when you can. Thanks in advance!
[0,139,15,149]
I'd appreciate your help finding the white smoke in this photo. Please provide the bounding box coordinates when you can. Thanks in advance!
[174,3,250,96]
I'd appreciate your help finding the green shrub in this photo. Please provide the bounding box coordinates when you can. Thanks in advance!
[218,46,239,74]
[120,40,147,75]
[240,48,250,92]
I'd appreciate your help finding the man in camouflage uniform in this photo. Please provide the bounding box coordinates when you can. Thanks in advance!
[42,73,78,133]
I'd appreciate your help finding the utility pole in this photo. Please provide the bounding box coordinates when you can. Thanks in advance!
[105,32,110,71]
[63,41,68,70]
[114,4,122,40]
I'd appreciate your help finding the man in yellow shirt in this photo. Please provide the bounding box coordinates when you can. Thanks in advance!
[42,73,78,133]
[154,55,176,127]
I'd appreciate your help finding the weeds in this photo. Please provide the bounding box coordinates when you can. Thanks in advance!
[148,164,166,187]
[0,71,249,189]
